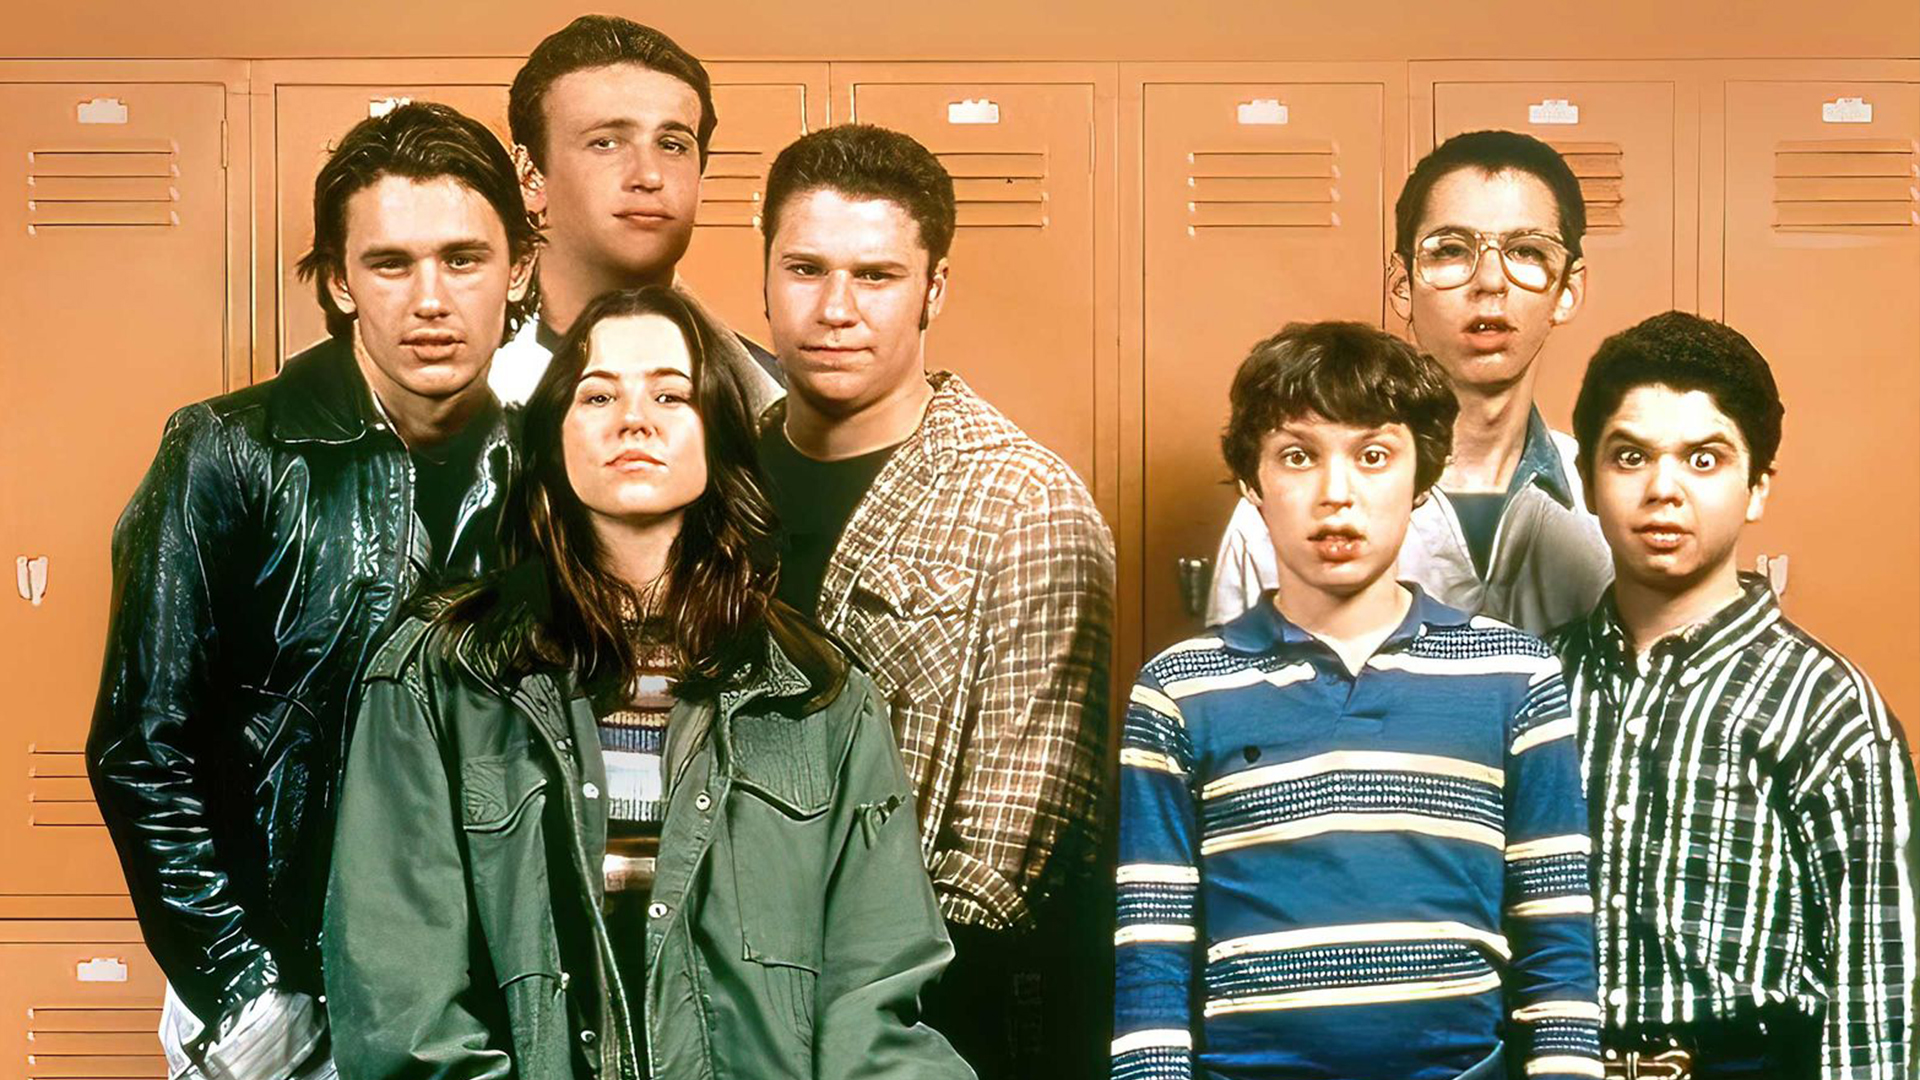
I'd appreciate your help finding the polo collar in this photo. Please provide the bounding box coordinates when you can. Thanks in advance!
[1219,583,1471,656]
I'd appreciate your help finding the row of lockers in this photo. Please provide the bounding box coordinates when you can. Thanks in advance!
[2,57,1917,923]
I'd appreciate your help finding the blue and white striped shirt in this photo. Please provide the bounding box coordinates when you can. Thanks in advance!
[1113,588,1602,1080]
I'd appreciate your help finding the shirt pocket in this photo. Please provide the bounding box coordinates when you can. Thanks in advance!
[845,559,980,706]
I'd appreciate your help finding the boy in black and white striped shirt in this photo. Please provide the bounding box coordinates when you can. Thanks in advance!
[1552,311,1918,1080]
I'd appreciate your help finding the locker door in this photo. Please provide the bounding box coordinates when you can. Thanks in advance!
[266,64,826,365]
[675,66,829,347]
[1,924,164,1080]
[1141,82,1389,651]
[840,69,1104,484]
[1723,79,1920,720]
[1432,80,1680,427]
[0,82,230,897]
[272,81,512,360]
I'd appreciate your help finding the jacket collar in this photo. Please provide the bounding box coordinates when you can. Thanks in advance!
[1219,583,1471,655]
[266,335,389,446]
[1511,408,1575,509]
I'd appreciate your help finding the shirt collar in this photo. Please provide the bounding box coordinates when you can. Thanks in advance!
[1511,407,1575,509]
[1219,583,1471,656]
[1585,571,1781,681]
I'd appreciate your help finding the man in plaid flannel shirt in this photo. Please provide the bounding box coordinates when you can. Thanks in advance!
[754,123,1117,1078]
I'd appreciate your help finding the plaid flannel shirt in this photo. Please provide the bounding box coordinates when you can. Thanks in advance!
[763,372,1116,932]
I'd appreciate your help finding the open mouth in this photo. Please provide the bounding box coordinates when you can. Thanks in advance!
[1634,525,1688,552]
[1308,526,1366,562]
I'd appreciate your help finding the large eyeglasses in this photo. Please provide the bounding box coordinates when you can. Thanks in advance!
[1414,228,1571,293]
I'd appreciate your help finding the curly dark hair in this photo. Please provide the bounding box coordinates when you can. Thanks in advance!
[1572,310,1784,485]
[1222,321,1459,498]
[295,101,540,343]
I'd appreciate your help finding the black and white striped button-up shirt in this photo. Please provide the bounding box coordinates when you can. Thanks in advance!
[1552,575,1919,1080]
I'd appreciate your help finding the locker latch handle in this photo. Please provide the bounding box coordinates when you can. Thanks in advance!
[16,555,48,606]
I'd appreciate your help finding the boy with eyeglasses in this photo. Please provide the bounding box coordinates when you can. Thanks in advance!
[1206,130,1612,637]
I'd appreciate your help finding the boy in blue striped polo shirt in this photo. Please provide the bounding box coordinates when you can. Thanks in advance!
[1113,321,1601,1080]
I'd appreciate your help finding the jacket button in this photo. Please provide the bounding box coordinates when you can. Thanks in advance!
[582,782,600,800]
[694,792,712,812]
[648,902,668,919]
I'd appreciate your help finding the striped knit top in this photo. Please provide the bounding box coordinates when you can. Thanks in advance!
[1113,588,1602,1080]
[598,634,676,895]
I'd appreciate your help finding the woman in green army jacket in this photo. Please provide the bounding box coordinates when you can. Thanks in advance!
[322,285,972,1080]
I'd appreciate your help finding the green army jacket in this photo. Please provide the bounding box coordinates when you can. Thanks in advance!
[322,603,973,1080]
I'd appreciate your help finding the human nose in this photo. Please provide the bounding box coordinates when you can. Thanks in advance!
[626,145,664,192]
[1320,458,1356,507]
[620,389,660,436]
[1468,236,1509,293]
[412,262,450,318]
[818,270,858,327]
[1645,455,1684,502]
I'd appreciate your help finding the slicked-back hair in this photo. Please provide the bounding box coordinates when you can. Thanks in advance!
[761,124,956,272]
[1394,130,1588,264]
[1572,310,1784,485]
[509,15,716,169]
[295,101,539,342]
[1222,321,1459,498]
[438,285,845,708]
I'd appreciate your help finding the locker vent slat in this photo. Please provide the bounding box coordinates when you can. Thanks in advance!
[938,152,1049,229]
[1186,142,1339,231]
[25,144,180,233]
[1773,139,1919,230]
[1547,140,1624,231]
[26,1007,164,1080]
[697,149,765,228]
[28,749,103,829]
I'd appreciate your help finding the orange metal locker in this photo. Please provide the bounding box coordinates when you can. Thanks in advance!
[1,922,164,1080]
[256,59,825,372]
[1132,66,1403,653]
[833,63,1118,494]
[1720,73,1920,721]
[1415,64,1701,429]
[0,70,238,902]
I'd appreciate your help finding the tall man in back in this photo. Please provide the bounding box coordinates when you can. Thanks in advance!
[754,123,1117,1078]
[493,13,782,409]
[1208,130,1612,635]
[88,103,533,1079]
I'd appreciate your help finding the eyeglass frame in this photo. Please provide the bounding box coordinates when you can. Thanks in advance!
[1409,227,1577,294]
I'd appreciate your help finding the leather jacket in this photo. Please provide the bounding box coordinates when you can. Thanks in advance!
[87,336,515,1025]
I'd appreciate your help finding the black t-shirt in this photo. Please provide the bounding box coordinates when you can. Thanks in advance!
[409,400,498,566]
[757,423,899,615]
[1447,491,1508,579]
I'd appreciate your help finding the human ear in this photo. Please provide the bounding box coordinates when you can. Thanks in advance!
[1550,259,1587,326]
[1745,470,1772,523]
[513,143,547,218]
[327,266,356,316]
[1387,253,1413,322]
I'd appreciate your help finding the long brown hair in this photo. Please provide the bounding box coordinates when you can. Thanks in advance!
[441,285,844,705]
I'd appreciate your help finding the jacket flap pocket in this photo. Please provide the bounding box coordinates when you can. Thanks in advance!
[850,559,977,619]
[728,712,833,817]
[461,754,549,832]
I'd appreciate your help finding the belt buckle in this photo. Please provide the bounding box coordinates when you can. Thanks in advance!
[1603,1042,1693,1080]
